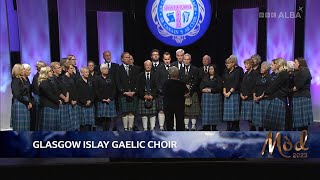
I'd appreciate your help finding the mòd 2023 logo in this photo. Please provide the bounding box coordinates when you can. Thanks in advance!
[146,0,212,47]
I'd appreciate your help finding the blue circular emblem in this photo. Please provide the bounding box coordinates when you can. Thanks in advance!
[146,0,212,47]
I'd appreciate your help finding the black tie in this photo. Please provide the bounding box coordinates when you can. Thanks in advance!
[146,72,151,91]
[179,62,182,69]
[205,66,208,73]
[107,63,110,69]
[185,66,189,75]
[125,65,129,76]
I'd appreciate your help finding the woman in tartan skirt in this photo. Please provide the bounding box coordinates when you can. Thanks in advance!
[252,61,271,131]
[223,56,243,131]
[180,53,200,131]
[136,60,158,131]
[31,61,46,130]
[11,64,32,131]
[263,58,289,131]
[39,66,61,131]
[61,61,80,131]
[95,63,117,131]
[240,59,258,130]
[76,67,95,131]
[200,64,223,131]
[291,57,313,130]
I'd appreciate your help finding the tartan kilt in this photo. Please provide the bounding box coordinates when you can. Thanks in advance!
[201,93,222,125]
[11,99,30,131]
[119,96,138,113]
[185,93,200,116]
[252,99,270,128]
[223,93,240,122]
[292,97,314,128]
[58,104,71,131]
[138,99,158,116]
[79,106,95,125]
[240,100,253,121]
[40,107,59,131]
[96,101,117,118]
[265,98,286,130]
[69,104,81,130]
[157,95,164,111]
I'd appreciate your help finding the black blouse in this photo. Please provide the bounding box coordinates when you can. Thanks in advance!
[293,68,312,98]
[241,70,258,100]
[199,75,223,94]
[254,74,271,98]
[95,75,116,102]
[223,68,243,93]
[76,78,95,107]
[265,71,289,101]
[39,79,60,109]
[11,77,31,106]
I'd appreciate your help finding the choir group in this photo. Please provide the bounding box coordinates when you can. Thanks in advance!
[10,49,314,131]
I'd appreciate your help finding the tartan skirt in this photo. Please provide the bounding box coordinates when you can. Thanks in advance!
[80,106,95,125]
[40,107,59,131]
[96,101,117,118]
[265,98,286,130]
[223,93,240,122]
[138,99,158,116]
[240,100,253,121]
[201,93,222,125]
[292,97,314,128]
[252,99,270,128]
[69,104,81,131]
[185,93,201,116]
[119,96,138,113]
[157,95,164,111]
[59,104,71,131]
[11,98,30,131]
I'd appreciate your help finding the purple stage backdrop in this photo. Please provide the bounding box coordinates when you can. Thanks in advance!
[304,0,320,121]
[97,12,124,65]
[16,0,51,79]
[267,0,296,62]
[0,0,12,130]
[232,8,259,68]
[6,0,20,52]
[58,0,87,70]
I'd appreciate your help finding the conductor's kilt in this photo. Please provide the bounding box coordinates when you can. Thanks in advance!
[265,98,286,130]
[11,98,30,131]
[201,93,222,125]
[138,99,157,116]
[292,97,314,128]
[40,107,60,131]
[252,99,270,128]
[79,106,95,125]
[119,96,138,113]
[96,101,117,118]
[185,93,200,116]
[223,93,240,122]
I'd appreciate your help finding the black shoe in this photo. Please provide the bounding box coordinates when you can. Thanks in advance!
[191,128,196,131]
[112,127,118,131]
[133,126,139,131]
[185,128,189,131]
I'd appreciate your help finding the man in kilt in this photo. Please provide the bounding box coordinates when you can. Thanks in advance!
[240,59,258,131]
[11,64,32,131]
[136,60,158,130]
[116,52,139,131]
[252,61,271,131]
[77,67,95,131]
[38,66,61,131]
[223,56,243,131]
[94,64,117,131]
[179,53,200,131]
[292,57,314,131]
[155,52,173,130]
[263,58,289,131]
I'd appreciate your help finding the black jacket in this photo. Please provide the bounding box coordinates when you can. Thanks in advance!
[136,72,157,100]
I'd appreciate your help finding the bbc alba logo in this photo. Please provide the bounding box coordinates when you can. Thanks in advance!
[145,0,212,47]
[259,6,303,19]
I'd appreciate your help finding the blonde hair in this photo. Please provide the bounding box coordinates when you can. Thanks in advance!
[12,64,24,78]
[272,58,288,72]
[38,66,51,86]
[22,63,31,70]
[229,55,238,65]
[50,62,60,70]
[36,61,46,72]
[80,67,89,74]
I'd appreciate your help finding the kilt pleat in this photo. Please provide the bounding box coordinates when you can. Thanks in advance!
[201,93,222,125]
[80,106,95,125]
[59,104,71,131]
[157,95,164,111]
[223,93,240,122]
[69,104,81,130]
[240,100,253,121]
[96,101,117,118]
[119,96,138,113]
[292,97,314,128]
[252,99,270,128]
[185,93,201,116]
[11,99,30,131]
[40,107,59,131]
[265,98,286,130]
[138,99,158,116]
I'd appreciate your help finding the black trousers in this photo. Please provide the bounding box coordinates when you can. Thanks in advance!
[164,107,184,131]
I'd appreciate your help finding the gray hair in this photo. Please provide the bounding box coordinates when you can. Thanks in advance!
[184,53,192,59]
[229,55,238,65]
[100,63,108,71]
[251,54,262,64]
[169,66,179,78]
[176,49,185,55]
[261,61,270,70]
[203,55,211,62]
[22,63,31,70]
